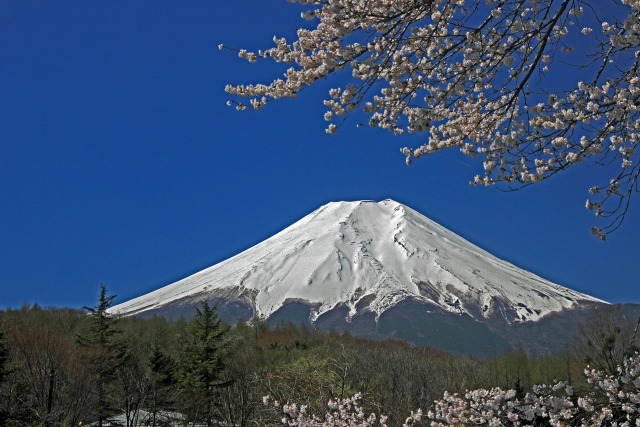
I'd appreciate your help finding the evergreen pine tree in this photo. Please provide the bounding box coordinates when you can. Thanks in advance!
[146,344,176,427]
[0,329,10,424]
[179,301,230,427]
[0,330,8,383]
[77,284,123,427]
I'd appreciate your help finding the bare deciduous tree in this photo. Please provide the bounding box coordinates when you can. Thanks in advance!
[575,305,640,376]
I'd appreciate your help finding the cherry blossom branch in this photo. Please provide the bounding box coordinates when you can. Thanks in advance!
[224,0,640,238]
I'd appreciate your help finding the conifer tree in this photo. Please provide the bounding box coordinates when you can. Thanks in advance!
[179,301,230,427]
[0,329,10,425]
[77,284,123,427]
[146,344,176,427]
[0,329,8,384]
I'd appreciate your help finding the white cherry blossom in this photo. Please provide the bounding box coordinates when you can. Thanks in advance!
[225,0,640,237]
[269,354,640,426]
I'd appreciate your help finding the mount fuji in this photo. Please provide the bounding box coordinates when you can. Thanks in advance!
[110,199,607,355]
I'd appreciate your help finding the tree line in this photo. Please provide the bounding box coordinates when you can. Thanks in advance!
[0,286,636,426]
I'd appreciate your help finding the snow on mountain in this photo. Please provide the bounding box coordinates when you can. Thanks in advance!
[110,199,605,323]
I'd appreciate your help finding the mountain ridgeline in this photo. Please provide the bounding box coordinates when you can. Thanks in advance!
[110,200,609,356]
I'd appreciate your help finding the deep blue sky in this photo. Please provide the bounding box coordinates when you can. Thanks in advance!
[1,1,638,309]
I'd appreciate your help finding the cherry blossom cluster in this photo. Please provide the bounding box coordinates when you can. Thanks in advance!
[430,352,640,425]
[428,383,577,425]
[263,393,395,426]
[224,0,640,237]
[265,354,640,426]
[579,352,640,425]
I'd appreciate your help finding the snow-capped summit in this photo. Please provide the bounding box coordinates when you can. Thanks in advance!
[110,199,605,325]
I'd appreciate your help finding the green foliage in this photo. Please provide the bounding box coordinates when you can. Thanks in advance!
[146,344,177,426]
[78,284,120,348]
[179,300,230,426]
[0,301,622,427]
[77,284,124,427]
[0,329,10,425]
[0,329,9,385]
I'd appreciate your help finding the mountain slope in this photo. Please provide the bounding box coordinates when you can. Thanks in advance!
[110,199,605,327]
